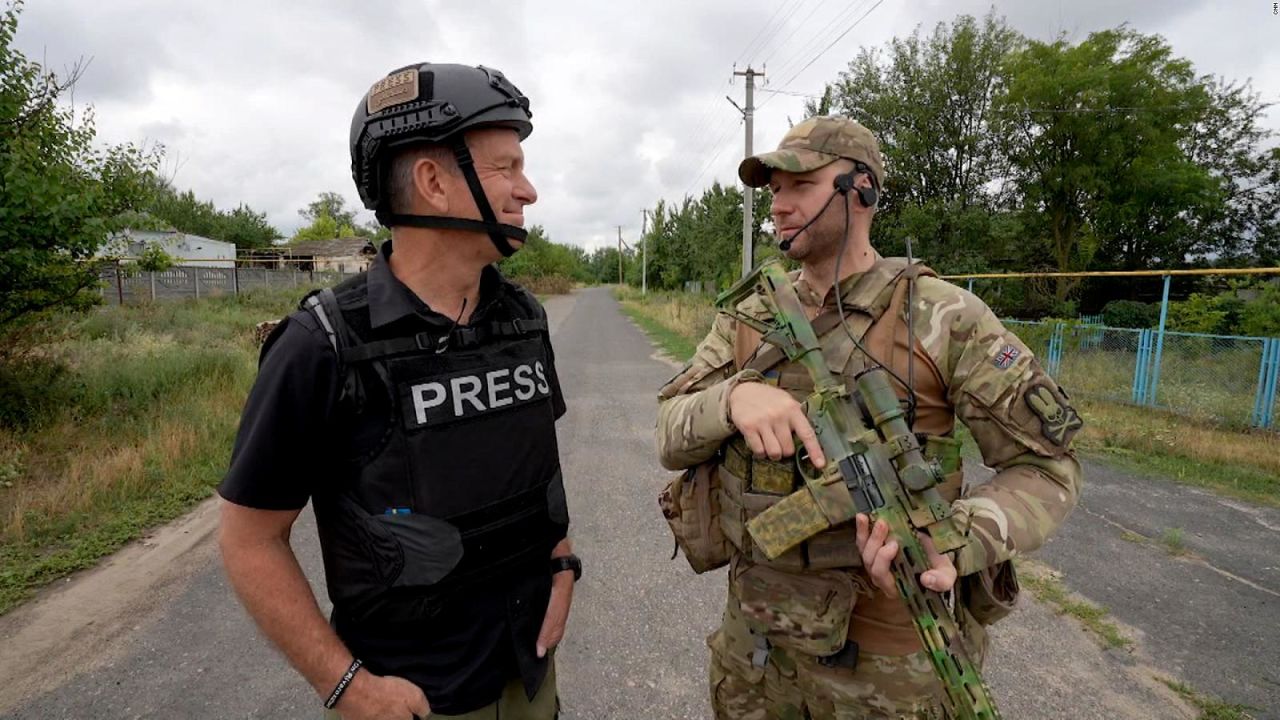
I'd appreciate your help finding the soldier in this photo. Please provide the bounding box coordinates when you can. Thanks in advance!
[219,63,578,720]
[656,116,1083,718]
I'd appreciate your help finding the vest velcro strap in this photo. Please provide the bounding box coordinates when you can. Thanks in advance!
[341,336,425,363]
[339,317,548,363]
[490,317,547,337]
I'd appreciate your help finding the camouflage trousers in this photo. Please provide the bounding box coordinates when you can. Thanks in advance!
[708,595,948,720]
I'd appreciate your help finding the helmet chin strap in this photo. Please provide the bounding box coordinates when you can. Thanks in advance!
[377,137,528,258]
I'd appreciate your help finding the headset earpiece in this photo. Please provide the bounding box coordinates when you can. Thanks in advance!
[833,171,878,209]
[855,185,878,209]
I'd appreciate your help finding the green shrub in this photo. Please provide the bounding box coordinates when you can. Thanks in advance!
[0,357,74,430]
[1239,284,1280,337]
[1101,299,1159,329]
[135,243,175,272]
[1167,293,1235,335]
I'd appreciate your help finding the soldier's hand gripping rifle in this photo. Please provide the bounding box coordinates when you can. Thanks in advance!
[716,259,1002,720]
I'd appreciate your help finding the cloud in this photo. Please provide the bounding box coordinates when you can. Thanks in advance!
[11,0,1279,252]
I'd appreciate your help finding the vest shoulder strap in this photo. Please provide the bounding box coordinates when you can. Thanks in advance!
[301,286,369,408]
[862,262,936,368]
[302,287,347,356]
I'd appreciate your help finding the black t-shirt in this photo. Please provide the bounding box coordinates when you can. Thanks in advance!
[218,244,566,712]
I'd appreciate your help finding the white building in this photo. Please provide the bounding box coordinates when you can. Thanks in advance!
[103,229,237,268]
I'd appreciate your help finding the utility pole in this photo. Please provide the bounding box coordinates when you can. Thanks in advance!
[729,66,763,277]
[641,209,648,295]
[617,225,623,285]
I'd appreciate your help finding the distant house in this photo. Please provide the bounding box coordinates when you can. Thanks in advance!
[103,229,237,268]
[285,237,378,273]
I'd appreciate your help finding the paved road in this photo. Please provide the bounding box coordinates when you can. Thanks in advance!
[1035,458,1280,718]
[1,286,1274,718]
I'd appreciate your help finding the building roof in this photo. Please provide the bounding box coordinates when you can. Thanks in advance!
[95,228,237,259]
[286,237,377,258]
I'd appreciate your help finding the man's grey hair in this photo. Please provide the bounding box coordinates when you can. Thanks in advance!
[388,144,460,214]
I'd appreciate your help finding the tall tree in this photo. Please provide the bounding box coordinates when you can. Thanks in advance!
[299,191,358,229]
[499,225,588,280]
[815,12,1022,270]
[0,1,160,329]
[640,184,771,291]
[996,29,1217,301]
[1182,79,1280,266]
[294,190,384,241]
[147,185,280,249]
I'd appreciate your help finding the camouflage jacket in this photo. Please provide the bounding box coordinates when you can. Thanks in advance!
[656,260,1083,577]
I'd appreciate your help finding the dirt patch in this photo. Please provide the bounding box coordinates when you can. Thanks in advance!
[0,496,221,713]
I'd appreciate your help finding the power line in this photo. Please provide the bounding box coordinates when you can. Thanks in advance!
[757,87,823,99]
[765,0,885,106]
[743,0,808,68]
[682,111,742,181]
[765,0,871,85]
[682,78,736,158]
[735,0,803,67]
[758,0,841,69]
[681,120,741,199]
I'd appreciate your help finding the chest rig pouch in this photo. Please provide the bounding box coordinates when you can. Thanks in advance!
[302,277,569,625]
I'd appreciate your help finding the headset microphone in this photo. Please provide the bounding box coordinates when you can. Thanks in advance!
[778,192,834,251]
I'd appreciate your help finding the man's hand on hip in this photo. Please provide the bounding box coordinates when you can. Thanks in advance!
[335,671,430,720]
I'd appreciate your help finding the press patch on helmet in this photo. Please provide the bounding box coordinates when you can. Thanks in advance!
[1024,382,1083,447]
[368,69,419,114]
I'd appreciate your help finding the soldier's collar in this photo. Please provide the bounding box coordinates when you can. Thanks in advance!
[795,252,901,313]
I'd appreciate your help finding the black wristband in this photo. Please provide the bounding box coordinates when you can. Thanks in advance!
[323,658,364,709]
[549,553,582,582]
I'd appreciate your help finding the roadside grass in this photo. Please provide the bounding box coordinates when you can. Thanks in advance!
[1159,678,1258,720]
[618,305,702,363]
[1120,530,1147,544]
[1015,561,1133,651]
[1071,401,1279,507]
[1160,527,1189,556]
[617,288,1280,506]
[0,288,303,616]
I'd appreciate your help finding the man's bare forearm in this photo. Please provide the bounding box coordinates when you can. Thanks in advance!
[220,532,353,698]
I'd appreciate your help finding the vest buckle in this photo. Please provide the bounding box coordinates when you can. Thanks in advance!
[414,331,449,354]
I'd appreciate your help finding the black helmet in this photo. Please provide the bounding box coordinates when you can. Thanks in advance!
[350,63,533,256]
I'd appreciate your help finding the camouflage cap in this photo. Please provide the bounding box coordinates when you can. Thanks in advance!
[738,115,884,189]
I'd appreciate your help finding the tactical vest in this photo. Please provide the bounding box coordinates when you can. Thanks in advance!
[716,258,966,656]
[298,274,569,637]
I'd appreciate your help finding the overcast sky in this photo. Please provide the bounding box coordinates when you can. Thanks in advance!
[14,0,1280,251]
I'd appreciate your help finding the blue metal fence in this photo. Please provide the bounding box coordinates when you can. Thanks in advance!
[1003,318,1279,430]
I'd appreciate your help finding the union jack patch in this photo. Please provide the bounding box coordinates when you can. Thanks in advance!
[993,344,1020,369]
